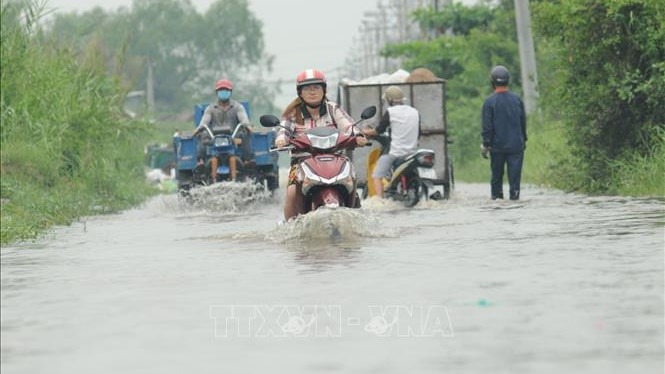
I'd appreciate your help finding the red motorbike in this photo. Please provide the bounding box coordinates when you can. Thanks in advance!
[259,106,376,213]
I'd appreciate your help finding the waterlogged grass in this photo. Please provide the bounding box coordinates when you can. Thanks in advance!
[522,117,569,185]
[452,157,487,184]
[1,1,158,245]
[611,137,665,197]
[2,177,90,243]
[1,137,158,245]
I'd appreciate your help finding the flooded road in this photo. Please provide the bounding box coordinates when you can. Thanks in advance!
[1,181,663,374]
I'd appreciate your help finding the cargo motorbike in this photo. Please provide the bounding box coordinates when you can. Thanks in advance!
[173,124,279,196]
[259,106,376,213]
[363,133,438,207]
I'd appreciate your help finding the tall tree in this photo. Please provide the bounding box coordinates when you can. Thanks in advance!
[381,1,519,165]
[532,0,665,192]
[45,0,278,117]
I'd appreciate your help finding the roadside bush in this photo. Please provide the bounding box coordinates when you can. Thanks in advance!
[1,0,157,245]
[532,0,665,194]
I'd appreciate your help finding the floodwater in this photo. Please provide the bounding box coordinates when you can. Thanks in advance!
[1,181,663,374]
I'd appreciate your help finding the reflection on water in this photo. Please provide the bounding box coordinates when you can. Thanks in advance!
[1,183,663,374]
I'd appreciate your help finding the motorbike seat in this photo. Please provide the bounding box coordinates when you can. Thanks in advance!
[392,152,418,168]
[211,130,232,136]
[392,155,408,168]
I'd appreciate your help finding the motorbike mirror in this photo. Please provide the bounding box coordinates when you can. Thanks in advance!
[360,106,377,120]
[260,115,280,128]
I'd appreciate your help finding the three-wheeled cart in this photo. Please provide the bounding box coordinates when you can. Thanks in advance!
[337,79,453,198]
[173,102,279,194]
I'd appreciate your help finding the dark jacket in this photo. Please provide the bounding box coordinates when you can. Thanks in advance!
[481,91,527,153]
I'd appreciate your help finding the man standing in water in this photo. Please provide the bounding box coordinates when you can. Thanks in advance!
[481,65,527,200]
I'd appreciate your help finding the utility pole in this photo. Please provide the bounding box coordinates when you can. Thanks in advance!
[364,6,390,73]
[146,57,155,114]
[514,0,538,114]
[378,3,389,72]
[362,20,374,76]
[392,0,406,43]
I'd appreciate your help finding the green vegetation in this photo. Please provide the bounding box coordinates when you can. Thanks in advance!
[610,131,665,196]
[532,0,665,195]
[383,0,664,196]
[2,0,277,245]
[1,1,156,245]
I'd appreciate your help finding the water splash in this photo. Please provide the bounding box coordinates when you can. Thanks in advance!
[265,207,392,246]
[360,195,448,211]
[178,181,274,213]
[360,196,405,211]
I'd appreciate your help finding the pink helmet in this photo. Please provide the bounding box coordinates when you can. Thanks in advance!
[296,69,326,93]
[215,79,233,91]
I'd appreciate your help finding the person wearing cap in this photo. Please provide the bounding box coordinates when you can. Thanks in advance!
[481,65,527,200]
[194,78,251,182]
[275,68,368,221]
[362,85,421,198]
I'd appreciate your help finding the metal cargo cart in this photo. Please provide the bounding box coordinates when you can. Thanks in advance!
[337,80,453,198]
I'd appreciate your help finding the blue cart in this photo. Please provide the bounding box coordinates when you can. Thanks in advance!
[173,102,279,194]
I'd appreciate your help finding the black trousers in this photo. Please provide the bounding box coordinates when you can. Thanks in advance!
[490,151,524,200]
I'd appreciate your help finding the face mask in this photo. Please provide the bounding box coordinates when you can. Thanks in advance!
[217,90,232,101]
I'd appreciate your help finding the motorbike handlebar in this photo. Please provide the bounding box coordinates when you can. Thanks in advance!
[231,123,252,139]
[269,146,294,152]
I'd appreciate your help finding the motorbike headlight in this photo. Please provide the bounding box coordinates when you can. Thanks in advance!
[307,133,339,150]
[214,137,230,147]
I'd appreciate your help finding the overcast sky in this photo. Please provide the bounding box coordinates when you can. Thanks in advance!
[45,0,477,107]
[45,0,384,105]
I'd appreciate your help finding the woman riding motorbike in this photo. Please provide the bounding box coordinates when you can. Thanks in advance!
[275,69,368,221]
